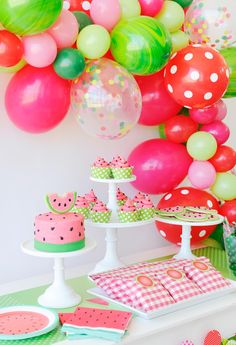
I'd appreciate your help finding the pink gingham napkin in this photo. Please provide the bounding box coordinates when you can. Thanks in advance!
[183,260,230,293]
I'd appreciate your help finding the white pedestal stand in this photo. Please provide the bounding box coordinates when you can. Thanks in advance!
[156,216,224,260]
[88,177,155,273]
[21,238,96,309]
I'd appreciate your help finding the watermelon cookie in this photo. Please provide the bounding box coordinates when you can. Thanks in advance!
[139,196,155,220]
[72,196,89,219]
[111,156,133,179]
[157,206,185,217]
[116,188,128,206]
[119,199,139,223]
[90,201,111,223]
[84,189,97,208]
[175,211,208,222]
[34,192,85,253]
[186,206,218,215]
[91,157,112,179]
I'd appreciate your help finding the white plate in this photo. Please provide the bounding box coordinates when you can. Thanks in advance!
[88,280,236,320]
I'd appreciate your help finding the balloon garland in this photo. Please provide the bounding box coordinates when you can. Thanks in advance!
[0,0,235,210]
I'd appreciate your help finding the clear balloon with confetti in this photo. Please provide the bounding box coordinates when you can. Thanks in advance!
[71,58,142,140]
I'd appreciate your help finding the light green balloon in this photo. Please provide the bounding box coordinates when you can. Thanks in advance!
[211,173,236,201]
[119,0,141,19]
[77,24,111,59]
[187,131,217,160]
[171,30,189,53]
[156,0,185,33]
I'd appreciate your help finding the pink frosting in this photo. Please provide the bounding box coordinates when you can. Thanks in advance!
[133,192,146,202]
[93,157,110,168]
[92,201,109,212]
[141,197,154,209]
[120,199,136,212]
[111,156,130,168]
[84,189,97,203]
[75,197,89,208]
[116,188,127,201]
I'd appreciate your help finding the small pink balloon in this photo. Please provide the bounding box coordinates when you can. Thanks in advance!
[189,104,218,125]
[48,10,79,49]
[90,0,121,31]
[188,161,216,190]
[215,99,227,121]
[201,120,230,145]
[22,33,57,68]
[139,0,164,16]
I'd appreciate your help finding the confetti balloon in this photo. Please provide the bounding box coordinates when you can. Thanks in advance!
[184,0,236,50]
[71,58,142,140]
[164,45,229,108]
[0,0,62,36]
[110,16,172,75]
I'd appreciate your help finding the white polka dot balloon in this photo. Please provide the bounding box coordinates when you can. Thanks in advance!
[164,45,229,109]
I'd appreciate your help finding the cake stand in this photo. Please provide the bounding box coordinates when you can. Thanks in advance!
[155,215,224,260]
[21,238,96,309]
[87,176,156,273]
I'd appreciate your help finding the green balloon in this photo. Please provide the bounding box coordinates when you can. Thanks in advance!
[211,173,236,201]
[209,224,225,249]
[220,48,236,98]
[173,0,193,8]
[158,124,166,139]
[110,16,172,75]
[187,131,217,160]
[73,11,93,31]
[53,48,85,80]
[0,0,62,36]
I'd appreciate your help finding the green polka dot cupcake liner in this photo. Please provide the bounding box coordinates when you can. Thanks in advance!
[117,199,126,207]
[118,211,139,223]
[111,167,133,179]
[72,207,90,219]
[91,166,112,179]
[90,211,112,223]
[139,208,155,220]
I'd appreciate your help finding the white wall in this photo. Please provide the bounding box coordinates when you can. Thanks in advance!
[0,72,235,284]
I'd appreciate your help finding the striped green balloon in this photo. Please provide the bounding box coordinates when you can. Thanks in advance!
[110,16,172,75]
[220,47,236,98]
[0,0,62,36]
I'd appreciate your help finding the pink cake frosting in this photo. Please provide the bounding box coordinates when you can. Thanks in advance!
[141,197,154,209]
[111,156,130,168]
[120,199,136,212]
[92,201,109,213]
[84,189,97,203]
[34,212,84,245]
[116,188,127,201]
[93,157,110,168]
[74,197,89,208]
[133,192,146,203]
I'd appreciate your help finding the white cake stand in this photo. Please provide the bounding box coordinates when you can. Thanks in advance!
[21,238,96,309]
[88,176,156,273]
[156,215,224,260]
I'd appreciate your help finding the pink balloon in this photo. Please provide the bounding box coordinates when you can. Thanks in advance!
[128,139,192,194]
[90,0,121,31]
[189,104,218,125]
[48,10,79,49]
[135,71,182,126]
[5,65,71,133]
[22,33,57,68]
[188,161,216,190]
[139,0,164,16]
[215,99,227,121]
[201,120,230,145]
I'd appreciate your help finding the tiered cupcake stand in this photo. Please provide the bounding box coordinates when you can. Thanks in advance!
[86,176,155,274]
[21,238,96,308]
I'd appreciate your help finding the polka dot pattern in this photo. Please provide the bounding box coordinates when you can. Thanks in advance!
[190,71,200,81]
[210,73,218,82]
[207,200,213,208]
[204,92,213,100]
[181,189,190,195]
[167,84,173,93]
[199,230,207,238]
[170,65,177,74]
[160,230,167,238]
[184,90,193,99]
[164,193,172,201]
[184,53,193,61]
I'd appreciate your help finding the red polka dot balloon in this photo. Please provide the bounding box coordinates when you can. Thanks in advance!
[156,187,220,245]
[164,45,229,109]
[64,0,92,12]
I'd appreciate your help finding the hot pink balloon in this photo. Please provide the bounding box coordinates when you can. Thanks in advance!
[22,33,57,68]
[139,0,164,16]
[90,0,121,31]
[215,99,227,121]
[201,120,230,145]
[48,10,79,49]
[128,139,192,194]
[5,65,71,133]
[135,71,182,126]
[189,104,218,125]
[188,161,216,190]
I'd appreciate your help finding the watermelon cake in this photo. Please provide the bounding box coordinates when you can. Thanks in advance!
[34,192,85,253]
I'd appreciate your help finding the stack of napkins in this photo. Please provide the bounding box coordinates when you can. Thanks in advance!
[59,307,132,342]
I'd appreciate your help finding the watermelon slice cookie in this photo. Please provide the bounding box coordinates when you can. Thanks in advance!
[185,206,218,215]
[157,206,185,217]
[45,192,77,214]
[175,211,209,222]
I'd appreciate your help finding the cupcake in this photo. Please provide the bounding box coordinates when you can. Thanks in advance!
[119,199,139,223]
[73,196,90,219]
[91,157,112,179]
[133,192,146,208]
[111,156,133,179]
[84,189,97,208]
[139,196,155,220]
[90,201,111,223]
[116,188,128,206]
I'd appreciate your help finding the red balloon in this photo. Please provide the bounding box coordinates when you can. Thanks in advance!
[0,30,23,67]
[135,71,182,126]
[67,0,92,12]
[156,187,220,244]
[220,200,236,224]
[128,139,192,194]
[139,0,164,17]
[5,65,71,133]
[164,114,198,143]
[164,45,229,109]
[209,145,236,172]
[201,120,230,145]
